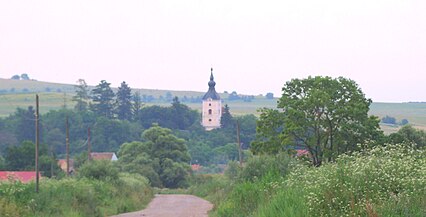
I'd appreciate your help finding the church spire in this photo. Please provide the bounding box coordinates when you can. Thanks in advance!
[208,67,216,88]
[203,68,220,100]
[210,68,214,81]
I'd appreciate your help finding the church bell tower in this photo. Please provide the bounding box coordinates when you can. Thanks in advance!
[202,68,222,131]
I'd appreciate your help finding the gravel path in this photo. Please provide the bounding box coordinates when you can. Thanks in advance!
[111,194,213,217]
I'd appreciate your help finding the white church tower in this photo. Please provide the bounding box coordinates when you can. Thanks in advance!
[202,68,222,131]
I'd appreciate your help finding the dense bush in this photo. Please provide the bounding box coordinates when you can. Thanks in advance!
[77,160,119,181]
[237,153,292,182]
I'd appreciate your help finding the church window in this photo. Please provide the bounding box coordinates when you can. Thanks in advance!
[208,109,212,115]
[209,119,212,122]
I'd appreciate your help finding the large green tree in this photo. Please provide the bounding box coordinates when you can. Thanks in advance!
[91,80,115,118]
[253,76,383,166]
[115,81,133,120]
[73,79,90,112]
[118,125,191,188]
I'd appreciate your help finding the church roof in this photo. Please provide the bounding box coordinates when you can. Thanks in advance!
[202,68,221,100]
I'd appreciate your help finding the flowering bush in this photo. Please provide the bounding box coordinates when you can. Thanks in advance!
[287,144,426,216]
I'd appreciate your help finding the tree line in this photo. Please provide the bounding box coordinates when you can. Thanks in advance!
[0,79,257,177]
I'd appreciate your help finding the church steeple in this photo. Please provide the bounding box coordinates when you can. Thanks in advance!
[202,67,222,131]
[203,68,220,100]
[208,68,216,88]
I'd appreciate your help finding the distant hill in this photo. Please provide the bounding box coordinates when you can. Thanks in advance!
[0,78,274,116]
[0,78,207,97]
[1,78,426,134]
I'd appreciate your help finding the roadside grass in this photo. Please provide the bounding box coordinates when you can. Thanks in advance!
[0,173,153,217]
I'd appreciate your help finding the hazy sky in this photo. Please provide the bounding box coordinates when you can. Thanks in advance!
[1,1,425,102]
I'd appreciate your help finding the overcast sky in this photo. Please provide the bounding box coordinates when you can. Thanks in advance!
[1,0,425,102]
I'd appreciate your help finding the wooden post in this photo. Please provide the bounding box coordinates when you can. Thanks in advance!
[66,116,70,176]
[87,127,91,161]
[35,94,39,193]
[236,121,243,166]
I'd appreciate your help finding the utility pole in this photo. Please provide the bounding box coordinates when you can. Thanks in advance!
[35,94,39,193]
[50,147,54,178]
[87,127,91,161]
[236,120,243,166]
[66,116,70,177]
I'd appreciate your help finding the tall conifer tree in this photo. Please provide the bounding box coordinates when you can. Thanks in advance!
[116,81,133,120]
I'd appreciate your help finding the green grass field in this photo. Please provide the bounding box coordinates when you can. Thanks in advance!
[1,78,425,134]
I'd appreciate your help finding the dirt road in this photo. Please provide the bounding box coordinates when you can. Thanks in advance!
[111,194,213,217]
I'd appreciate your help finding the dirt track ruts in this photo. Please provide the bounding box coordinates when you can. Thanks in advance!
[111,194,213,217]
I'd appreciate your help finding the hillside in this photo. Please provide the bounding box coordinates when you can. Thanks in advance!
[1,78,425,134]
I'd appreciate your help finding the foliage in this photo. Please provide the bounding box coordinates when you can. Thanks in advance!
[132,92,142,120]
[224,161,240,180]
[118,125,191,188]
[91,80,115,118]
[73,79,90,112]
[388,125,426,148]
[237,153,292,182]
[77,160,119,181]
[382,115,397,125]
[187,174,232,207]
[11,75,20,80]
[220,104,234,129]
[171,97,198,130]
[254,76,383,166]
[8,106,36,143]
[212,143,239,164]
[0,156,5,170]
[201,144,425,217]
[265,92,274,99]
[91,117,141,152]
[287,144,426,216]
[136,102,199,130]
[235,114,257,148]
[115,81,133,121]
[20,74,30,80]
[400,118,409,125]
[0,174,153,217]
[4,141,60,177]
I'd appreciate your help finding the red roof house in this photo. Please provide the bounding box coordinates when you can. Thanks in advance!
[0,171,41,183]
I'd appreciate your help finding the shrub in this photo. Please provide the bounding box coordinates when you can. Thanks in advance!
[224,161,240,180]
[77,160,119,182]
[238,152,292,182]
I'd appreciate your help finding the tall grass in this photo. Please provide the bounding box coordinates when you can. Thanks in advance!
[191,144,425,217]
[287,144,426,216]
[0,173,153,217]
